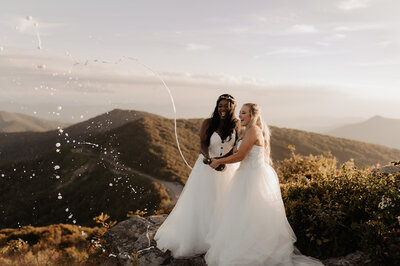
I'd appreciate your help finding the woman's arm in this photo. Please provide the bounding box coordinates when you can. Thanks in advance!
[210,126,257,168]
[200,118,211,163]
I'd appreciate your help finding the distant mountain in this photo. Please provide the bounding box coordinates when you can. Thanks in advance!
[271,116,364,133]
[326,116,400,149]
[0,111,69,132]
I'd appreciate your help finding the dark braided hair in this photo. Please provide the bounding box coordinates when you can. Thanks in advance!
[205,94,238,146]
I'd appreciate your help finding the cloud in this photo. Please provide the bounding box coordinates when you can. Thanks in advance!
[334,23,384,32]
[185,43,210,51]
[289,24,318,34]
[230,27,249,33]
[376,40,394,47]
[256,16,267,22]
[337,0,375,10]
[262,48,318,57]
[352,60,400,67]
[325,33,346,41]
[316,41,330,46]
[2,16,66,37]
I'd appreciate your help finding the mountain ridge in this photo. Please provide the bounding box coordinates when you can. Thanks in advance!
[326,115,400,149]
[0,110,69,133]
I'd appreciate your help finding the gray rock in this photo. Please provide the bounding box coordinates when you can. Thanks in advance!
[104,215,206,266]
[376,165,400,175]
[322,251,370,266]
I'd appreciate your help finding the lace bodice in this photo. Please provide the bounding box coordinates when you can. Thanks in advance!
[208,131,236,158]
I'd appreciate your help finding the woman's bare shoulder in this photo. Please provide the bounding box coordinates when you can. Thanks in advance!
[201,118,211,126]
[200,118,211,134]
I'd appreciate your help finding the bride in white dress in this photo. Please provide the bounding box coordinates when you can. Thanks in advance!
[155,94,239,258]
[206,103,323,266]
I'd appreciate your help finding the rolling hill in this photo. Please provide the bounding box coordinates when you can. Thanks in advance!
[0,110,69,133]
[0,109,157,164]
[88,116,400,184]
[1,109,400,229]
[326,115,400,149]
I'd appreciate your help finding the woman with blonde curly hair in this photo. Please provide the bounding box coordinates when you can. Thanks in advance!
[206,103,322,266]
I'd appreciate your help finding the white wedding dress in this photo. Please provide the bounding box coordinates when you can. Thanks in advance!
[205,142,323,266]
[155,131,238,258]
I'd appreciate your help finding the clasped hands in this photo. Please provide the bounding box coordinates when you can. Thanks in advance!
[203,156,223,170]
[210,158,222,169]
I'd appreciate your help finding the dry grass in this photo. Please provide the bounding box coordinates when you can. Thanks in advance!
[0,223,108,265]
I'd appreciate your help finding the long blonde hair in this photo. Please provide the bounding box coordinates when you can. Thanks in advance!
[242,103,272,165]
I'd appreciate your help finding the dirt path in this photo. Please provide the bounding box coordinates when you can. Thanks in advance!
[104,157,183,203]
[73,148,183,203]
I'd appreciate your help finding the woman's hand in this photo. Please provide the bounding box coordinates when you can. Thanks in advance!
[210,158,221,169]
[203,157,211,165]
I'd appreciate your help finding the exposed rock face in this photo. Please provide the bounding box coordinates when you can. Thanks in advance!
[376,165,400,175]
[103,215,206,265]
[104,215,368,266]
[323,251,369,266]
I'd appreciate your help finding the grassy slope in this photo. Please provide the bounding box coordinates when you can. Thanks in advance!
[88,116,202,184]
[270,126,400,166]
[0,147,169,228]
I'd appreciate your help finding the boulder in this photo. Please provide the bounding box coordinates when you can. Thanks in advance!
[323,251,370,266]
[103,215,206,265]
[376,165,400,175]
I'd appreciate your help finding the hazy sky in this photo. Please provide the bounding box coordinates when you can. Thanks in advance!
[0,0,399,131]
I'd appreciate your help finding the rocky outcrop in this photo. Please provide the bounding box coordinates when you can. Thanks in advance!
[323,251,370,266]
[104,215,368,266]
[375,165,400,175]
[103,215,205,265]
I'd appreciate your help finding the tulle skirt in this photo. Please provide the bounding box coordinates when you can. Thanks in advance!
[205,162,323,266]
[154,155,238,258]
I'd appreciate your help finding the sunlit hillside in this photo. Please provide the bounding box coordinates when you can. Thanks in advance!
[0,110,69,133]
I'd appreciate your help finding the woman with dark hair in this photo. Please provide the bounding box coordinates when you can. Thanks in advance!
[155,94,239,258]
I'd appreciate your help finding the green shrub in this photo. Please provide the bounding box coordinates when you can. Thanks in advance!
[278,148,400,264]
[276,145,337,183]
